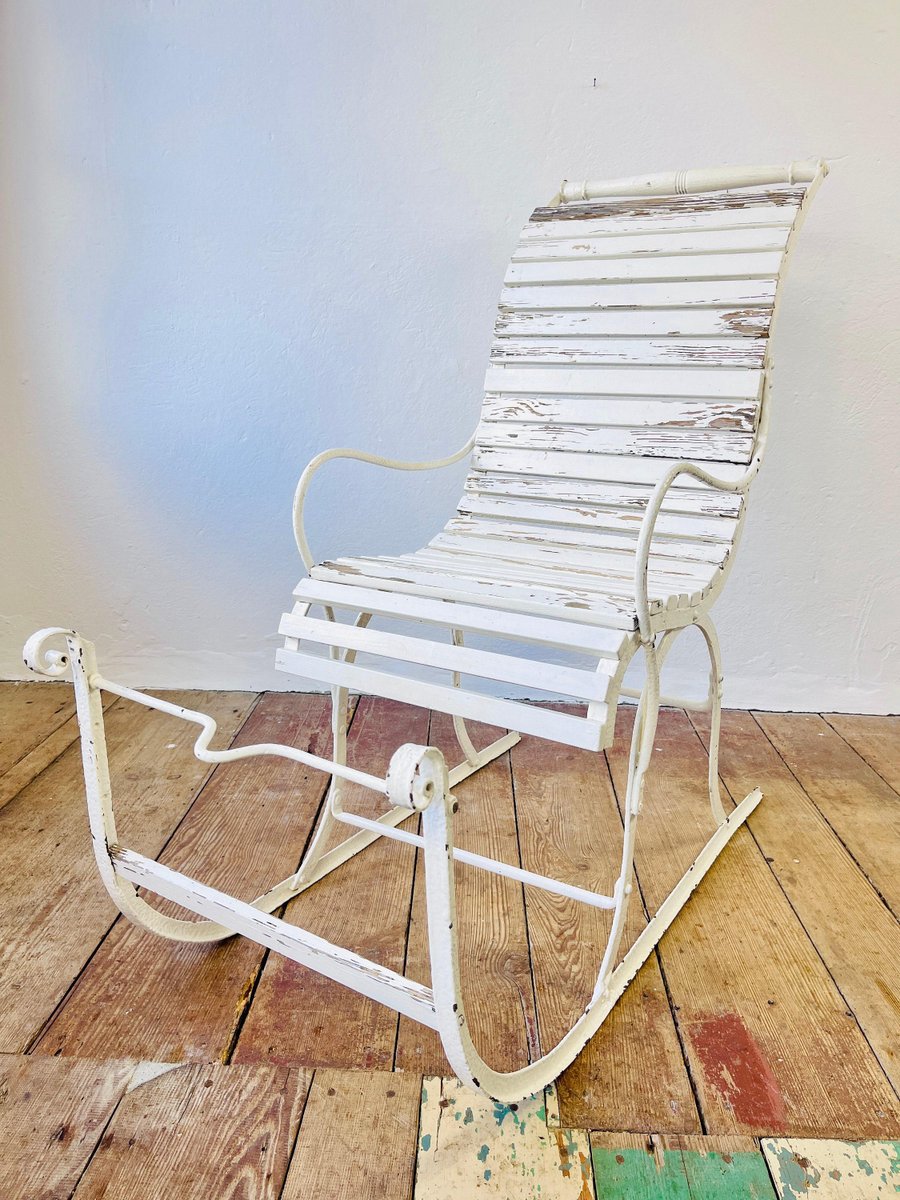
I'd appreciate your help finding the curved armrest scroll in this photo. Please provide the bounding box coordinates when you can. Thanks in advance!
[634,459,760,642]
[292,437,476,568]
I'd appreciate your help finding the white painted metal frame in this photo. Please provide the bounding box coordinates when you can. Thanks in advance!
[24,158,826,1104]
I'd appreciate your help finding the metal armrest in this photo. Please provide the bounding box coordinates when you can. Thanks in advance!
[634,458,760,642]
[292,437,475,568]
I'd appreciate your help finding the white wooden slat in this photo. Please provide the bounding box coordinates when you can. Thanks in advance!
[525,187,805,232]
[428,532,721,588]
[416,540,716,597]
[443,515,730,565]
[490,337,766,369]
[278,612,615,701]
[275,647,605,750]
[484,364,762,400]
[311,561,647,629]
[457,492,738,546]
[475,421,754,465]
[511,224,791,260]
[291,577,630,656]
[401,550,705,615]
[328,553,661,606]
[494,307,772,338]
[519,207,798,243]
[499,279,778,311]
[472,446,748,487]
[465,471,745,517]
[481,394,757,431]
[457,492,740,544]
[505,251,783,285]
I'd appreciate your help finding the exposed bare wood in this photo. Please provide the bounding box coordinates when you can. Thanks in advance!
[280,1068,421,1200]
[822,713,900,796]
[0,682,118,810]
[691,707,900,1096]
[481,392,759,430]
[512,223,790,259]
[73,1060,309,1199]
[0,681,72,776]
[465,470,744,517]
[755,712,900,916]
[608,707,900,1137]
[0,1054,135,1200]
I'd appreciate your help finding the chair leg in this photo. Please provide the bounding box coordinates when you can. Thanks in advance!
[421,634,762,1102]
[694,615,728,825]
[449,628,521,783]
[424,638,661,1098]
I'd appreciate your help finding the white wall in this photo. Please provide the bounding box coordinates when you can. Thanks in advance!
[2,0,898,711]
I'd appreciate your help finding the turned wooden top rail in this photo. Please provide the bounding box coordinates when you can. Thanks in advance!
[556,157,826,204]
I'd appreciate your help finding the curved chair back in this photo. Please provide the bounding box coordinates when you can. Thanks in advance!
[458,160,826,575]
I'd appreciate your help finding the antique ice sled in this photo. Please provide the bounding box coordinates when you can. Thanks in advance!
[26,157,827,1102]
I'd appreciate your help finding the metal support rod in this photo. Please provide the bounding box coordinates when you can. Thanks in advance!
[330,807,616,910]
[94,675,390,797]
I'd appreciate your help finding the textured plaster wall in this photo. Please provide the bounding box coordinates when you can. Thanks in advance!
[2,0,898,710]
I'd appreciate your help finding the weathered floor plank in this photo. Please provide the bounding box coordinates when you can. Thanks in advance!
[0,680,73,777]
[416,1075,593,1198]
[34,693,332,1063]
[822,713,900,797]
[691,708,900,1097]
[762,1137,900,1198]
[0,1053,135,1200]
[395,714,537,1075]
[755,712,900,916]
[511,723,700,1133]
[0,681,114,810]
[73,1060,310,1199]
[608,707,900,1137]
[0,690,254,1053]
[233,696,424,1070]
[281,1067,421,1200]
[591,1131,776,1198]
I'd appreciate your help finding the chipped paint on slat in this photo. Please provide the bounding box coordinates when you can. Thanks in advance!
[494,306,772,338]
[529,185,806,222]
[491,337,767,369]
[475,420,755,465]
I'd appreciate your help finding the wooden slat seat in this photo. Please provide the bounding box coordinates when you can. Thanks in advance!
[279,167,821,751]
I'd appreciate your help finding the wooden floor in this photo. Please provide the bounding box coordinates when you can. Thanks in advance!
[1,682,898,1197]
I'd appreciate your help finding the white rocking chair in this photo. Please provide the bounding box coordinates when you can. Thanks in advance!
[26,157,827,1104]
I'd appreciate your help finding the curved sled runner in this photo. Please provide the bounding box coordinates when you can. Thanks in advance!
[25,158,826,1103]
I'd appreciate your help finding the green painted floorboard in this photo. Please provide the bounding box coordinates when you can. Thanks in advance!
[592,1144,776,1199]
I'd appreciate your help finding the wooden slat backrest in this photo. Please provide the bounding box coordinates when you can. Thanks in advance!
[460,168,821,566]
